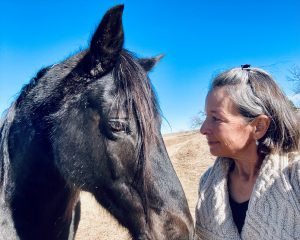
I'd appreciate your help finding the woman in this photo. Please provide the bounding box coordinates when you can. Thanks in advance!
[195,65,300,239]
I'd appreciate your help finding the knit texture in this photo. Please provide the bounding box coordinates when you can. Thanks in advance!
[195,153,300,240]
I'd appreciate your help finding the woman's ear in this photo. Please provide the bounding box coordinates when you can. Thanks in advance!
[251,115,271,140]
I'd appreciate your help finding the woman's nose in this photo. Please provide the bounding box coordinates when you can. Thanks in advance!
[200,119,209,135]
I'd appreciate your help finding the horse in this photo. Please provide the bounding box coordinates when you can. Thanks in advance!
[0,5,194,240]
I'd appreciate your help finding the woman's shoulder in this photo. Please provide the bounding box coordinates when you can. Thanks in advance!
[287,152,300,171]
[198,166,212,196]
[288,152,300,178]
[199,166,213,187]
[198,157,231,193]
[286,152,300,200]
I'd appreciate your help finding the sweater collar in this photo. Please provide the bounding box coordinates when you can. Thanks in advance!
[197,153,290,238]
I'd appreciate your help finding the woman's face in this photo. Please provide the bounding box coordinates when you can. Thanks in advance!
[200,87,256,160]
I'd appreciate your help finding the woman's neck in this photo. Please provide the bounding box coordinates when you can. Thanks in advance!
[231,156,262,181]
[231,144,264,180]
[228,152,264,203]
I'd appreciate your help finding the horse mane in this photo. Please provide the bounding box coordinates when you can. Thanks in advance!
[15,66,52,107]
[0,104,16,191]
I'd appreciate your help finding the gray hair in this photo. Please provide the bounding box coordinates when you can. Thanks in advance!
[210,67,300,154]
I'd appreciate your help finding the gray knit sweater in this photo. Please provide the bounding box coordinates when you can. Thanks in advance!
[195,153,300,240]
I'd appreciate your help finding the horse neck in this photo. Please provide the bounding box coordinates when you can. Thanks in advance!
[0,103,17,197]
[0,103,80,239]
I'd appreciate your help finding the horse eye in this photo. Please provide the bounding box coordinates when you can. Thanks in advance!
[108,120,128,133]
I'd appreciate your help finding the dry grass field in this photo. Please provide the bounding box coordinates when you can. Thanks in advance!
[75,131,215,240]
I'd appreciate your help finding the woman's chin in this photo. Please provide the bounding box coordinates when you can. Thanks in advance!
[208,144,220,156]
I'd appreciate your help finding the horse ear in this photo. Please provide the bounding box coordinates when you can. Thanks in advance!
[89,5,124,74]
[138,54,164,72]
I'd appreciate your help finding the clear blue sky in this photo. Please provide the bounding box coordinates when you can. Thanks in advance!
[1,0,300,133]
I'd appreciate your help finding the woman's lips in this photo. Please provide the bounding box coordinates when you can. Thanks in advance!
[207,140,219,145]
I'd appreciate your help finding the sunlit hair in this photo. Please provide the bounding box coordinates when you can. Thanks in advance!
[209,67,300,154]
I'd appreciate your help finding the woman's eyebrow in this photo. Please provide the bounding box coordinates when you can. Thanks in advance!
[208,109,225,115]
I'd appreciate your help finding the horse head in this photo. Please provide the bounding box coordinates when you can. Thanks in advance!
[0,5,194,240]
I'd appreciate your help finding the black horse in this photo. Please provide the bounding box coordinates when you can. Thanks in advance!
[0,5,194,240]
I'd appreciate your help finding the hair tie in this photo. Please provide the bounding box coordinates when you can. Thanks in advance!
[241,64,251,70]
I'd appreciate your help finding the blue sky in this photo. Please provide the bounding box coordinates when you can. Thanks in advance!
[1,0,300,133]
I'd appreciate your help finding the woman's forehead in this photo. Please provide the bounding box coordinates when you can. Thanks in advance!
[205,87,238,114]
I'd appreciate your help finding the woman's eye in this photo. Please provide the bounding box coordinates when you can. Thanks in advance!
[212,116,221,122]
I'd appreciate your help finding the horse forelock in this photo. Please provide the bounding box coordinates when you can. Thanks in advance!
[114,50,160,141]
[113,50,161,218]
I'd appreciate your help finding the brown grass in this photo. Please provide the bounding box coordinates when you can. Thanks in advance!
[75,131,214,240]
